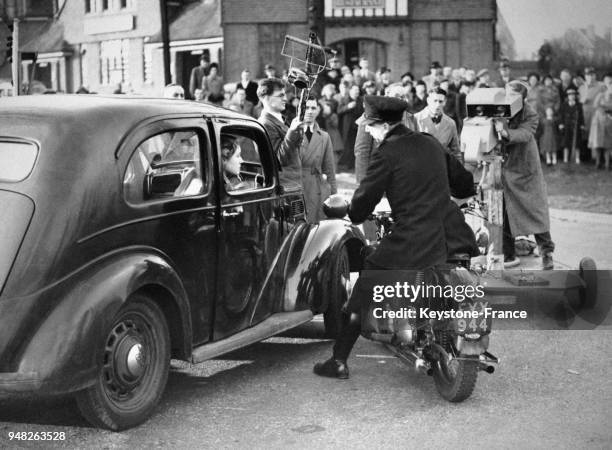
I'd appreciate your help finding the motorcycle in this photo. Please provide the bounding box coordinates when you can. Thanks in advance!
[324,196,499,402]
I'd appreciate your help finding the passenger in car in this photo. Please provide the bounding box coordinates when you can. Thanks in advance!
[221,135,256,191]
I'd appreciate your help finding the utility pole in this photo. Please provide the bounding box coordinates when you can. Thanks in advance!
[11,18,19,96]
[159,0,171,85]
[307,0,325,44]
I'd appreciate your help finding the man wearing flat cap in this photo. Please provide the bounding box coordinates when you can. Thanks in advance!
[313,95,473,379]
[423,61,444,91]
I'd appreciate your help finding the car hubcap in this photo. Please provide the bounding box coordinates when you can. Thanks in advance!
[103,319,149,398]
[124,340,145,379]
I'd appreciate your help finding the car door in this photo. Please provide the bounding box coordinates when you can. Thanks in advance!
[211,118,283,340]
[121,118,217,345]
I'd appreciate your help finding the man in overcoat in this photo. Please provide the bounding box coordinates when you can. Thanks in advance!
[299,98,338,223]
[188,55,210,99]
[313,96,452,379]
[257,78,303,186]
[414,87,461,161]
[494,81,555,269]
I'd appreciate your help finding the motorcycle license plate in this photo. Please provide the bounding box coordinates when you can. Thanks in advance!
[455,301,492,335]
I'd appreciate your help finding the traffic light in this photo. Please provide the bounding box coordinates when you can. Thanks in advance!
[5,21,13,63]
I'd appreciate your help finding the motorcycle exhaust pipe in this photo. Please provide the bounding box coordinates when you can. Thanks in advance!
[479,362,495,374]
[415,358,433,376]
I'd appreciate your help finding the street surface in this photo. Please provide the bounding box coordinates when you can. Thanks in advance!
[1,196,611,449]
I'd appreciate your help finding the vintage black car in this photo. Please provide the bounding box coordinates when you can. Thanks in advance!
[0,95,365,430]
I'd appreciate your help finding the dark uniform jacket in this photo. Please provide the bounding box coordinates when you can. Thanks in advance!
[235,80,259,106]
[349,124,450,269]
[189,66,209,98]
[445,153,479,258]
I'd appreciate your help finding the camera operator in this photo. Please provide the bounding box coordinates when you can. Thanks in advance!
[313,96,464,379]
[257,78,304,186]
[494,81,555,270]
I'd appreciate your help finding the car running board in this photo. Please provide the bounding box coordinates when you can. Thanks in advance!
[191,310,314,364]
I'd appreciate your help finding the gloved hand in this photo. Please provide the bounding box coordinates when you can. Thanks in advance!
[323,194,349,219]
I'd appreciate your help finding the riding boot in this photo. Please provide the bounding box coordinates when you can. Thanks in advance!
[545,153,552,166]
[313,313,360,379]
[332,313,361,361]
[552,152,557,165]
[563,148,569,163]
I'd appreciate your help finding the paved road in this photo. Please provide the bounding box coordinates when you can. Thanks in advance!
[1,192,611,449]
[1,317,611,449]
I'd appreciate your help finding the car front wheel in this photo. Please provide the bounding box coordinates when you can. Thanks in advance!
[76,294,170,431]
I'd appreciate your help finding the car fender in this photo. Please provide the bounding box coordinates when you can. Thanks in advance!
[15,248,191,394]
[282,219,365,312]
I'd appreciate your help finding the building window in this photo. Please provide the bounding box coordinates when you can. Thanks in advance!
[102,0,109,11]
[325,0,409,18]
[429,21,460,68]
[100,39,130,85]
[120,0,128,8]
[85,0,91,13]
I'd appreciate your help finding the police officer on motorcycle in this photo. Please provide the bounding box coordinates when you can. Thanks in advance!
[314,95,476,379]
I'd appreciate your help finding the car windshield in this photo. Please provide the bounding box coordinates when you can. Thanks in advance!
[0,141,38,182]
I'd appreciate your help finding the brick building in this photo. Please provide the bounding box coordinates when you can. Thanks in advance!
[1,0,222,95]
[222,0,514,82]
[3,0,514,94]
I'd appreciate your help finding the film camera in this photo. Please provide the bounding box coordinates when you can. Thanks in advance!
[460,87,523,162]
[460,87,523,270]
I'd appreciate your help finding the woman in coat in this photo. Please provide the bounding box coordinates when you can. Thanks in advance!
[300,99,338,223]
[337,84,364,171]
[588,73,612,169]
[540,74,561,115]
[494,81,555,270]
[318,84,344,161]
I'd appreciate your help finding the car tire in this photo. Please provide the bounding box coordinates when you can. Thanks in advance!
[76,294,170,431]
[324,246,351,339]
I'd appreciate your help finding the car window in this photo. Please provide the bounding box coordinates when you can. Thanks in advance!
[0,140,38,182]
[124,130,206,203]
[220,126,271,195]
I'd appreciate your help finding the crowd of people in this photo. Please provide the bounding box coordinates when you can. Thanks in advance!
[170,54,609,382]
[185,54,612,172]
[162,54,612,272]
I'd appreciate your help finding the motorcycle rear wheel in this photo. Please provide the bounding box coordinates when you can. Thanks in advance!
[433,351,479,402]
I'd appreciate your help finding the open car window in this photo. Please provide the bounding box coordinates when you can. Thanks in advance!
[124,129,207,203]
[220,125,273,195]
